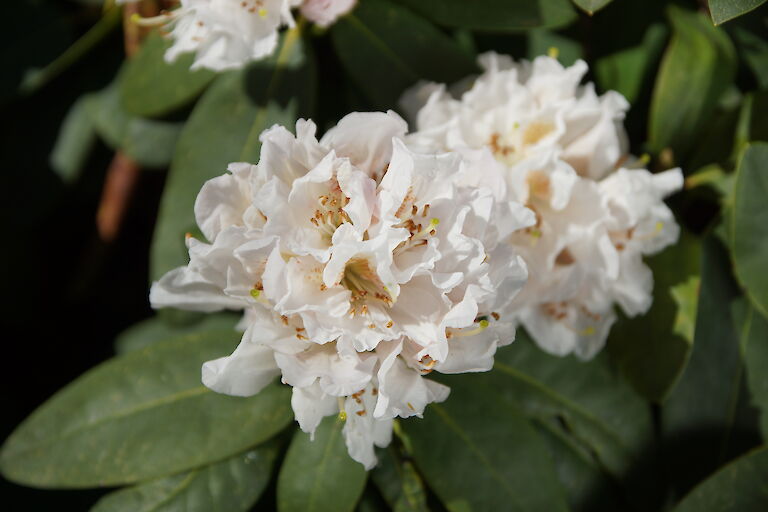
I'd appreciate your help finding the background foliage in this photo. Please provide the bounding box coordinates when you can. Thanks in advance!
[2,0,768,510]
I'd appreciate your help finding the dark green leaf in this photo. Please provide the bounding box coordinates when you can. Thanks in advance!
[85,79,183,169]
[707,0,767,25]
[648,6,736,161]
[662,237,761,496]
[670,276,700,343]
[493,334,659,509]
[527,29,583,65]
[331,0,477,110]
[672,446,768,511]
[731,143,768,318]
[595,23,667,104]
[0,329,292,487]
[114,314,239,354]
[120,32,216,118]
[392,0,577,31]
[733,27,768,89]
[91,442,279,512]
[151,28,314,279]
[371,446,428,512]
[50,96,97,183]
[734,91,768,151]
[277,416,366,512]
[733,299,768,437]
[405,374,569,512]
[572,0,613,15]
[608,231,700,402]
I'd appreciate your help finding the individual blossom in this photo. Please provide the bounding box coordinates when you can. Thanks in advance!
[406,53,682,359]
[150,111,533,468]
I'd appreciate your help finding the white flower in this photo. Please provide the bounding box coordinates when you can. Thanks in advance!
[300,0,356,27]
[151,111,533,468]
[407,53,682,359]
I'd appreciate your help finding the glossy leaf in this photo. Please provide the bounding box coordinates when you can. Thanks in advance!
[572,0,613,15]
[114,314,239,354]
[670,275,700,343]
[492,333,659,508]
[608,231,700,402]
[648,6,736,161]
[405,374,569,512]
[331,0,477,110]
[733,299,768,437]
[731,143,768,318]
[151,28,314,279]
[50,96,97,183]
[120,32,216,118]
[707,0,767,25]
[672,447,768,511]
[91,442,279,512]
[277,416,367,512]
[662,237,761,495]
[392,0,577,31]
[371,446,428,512]
[0,329,292,487]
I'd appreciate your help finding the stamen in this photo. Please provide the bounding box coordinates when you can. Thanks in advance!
[130,11,179,27]
[337,397,347,421]
[450,319,489,338]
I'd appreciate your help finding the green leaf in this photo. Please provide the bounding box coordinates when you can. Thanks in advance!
[120,32,216,118]
[0,329,292,487]
[662,237,760,496]
[733,299,768,437]
[595,23,668,104]
[733,27,768,89]
[331,0,477,110]
[731,143,768,318]
[50,96,97,183]
[151,28,314,280]
[648,6,736,161]
[405,374,569,512]
[114,314,239,354]
[707,0,767,25]
[492,334,659,509]
[91,442,279,512]
[277,416,367,512]
[371,446,428,512]
[85,78,183,169]
[670,275,700,343]
[527,29,583,65]
[672,446,768,511]
[608,231,701,402]
[735,91,768,152]
[392,0,577,31]
[572,0,613,15]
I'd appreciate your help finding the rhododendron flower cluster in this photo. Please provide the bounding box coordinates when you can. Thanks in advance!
[120,0,357,71]
[150,111,533,468]
[407,53,683,359]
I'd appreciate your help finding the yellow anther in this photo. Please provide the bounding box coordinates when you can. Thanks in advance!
[337,397,347,421]
[250,289,261,299]
[655,221,664,233]
[580,326,596,336]
[258,8,267,17]
[430,218,440,226]
[548,46,559,59]
[479,319,489,329]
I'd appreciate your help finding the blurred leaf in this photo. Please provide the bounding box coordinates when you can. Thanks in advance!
[733,299,768,437]
[595,23,667,104]
[50,96,97,183]
[735,91,768,151]
[648,6,736,161]
[671,446,768,511]
[120,32,216,118]
[405,374,569,512]
[670,276,700,343]
[707,0,767,25]
[572,0,613,15]
[0,329,292,487]
[684,164,734,197]
[392,0,577,31]
[731,143,768,318]
[85,78,183,168]
[492,333,659,509]
[91,442,279,512]
[528,29,582,65]
[371,446,429,512]
[662,237,760,496]
[277,417,366,512]
[331,0,477,110]
[151,28,314,280]
[114,313,239,354]
[733,27,768,89]
[608,231,701,402]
